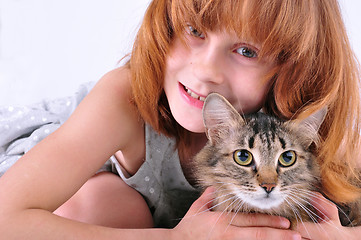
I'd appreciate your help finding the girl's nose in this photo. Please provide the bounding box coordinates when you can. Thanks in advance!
[191,47,225,85]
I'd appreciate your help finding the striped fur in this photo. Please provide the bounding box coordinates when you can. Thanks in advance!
[193,93,353,227]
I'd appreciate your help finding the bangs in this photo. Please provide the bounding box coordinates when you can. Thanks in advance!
[170,0,319,62]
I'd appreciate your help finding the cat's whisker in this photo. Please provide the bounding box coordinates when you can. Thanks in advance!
[287,190,350,238]
[286,190,321,223]
[179,193,239,238]
[224,198,246,233]
[286,190,335,237]
[287,194,318,223]
[223,197,243,222]
[191,182,236,216]
[294,189,354,226]
[177,188,236,224]
[195,192,236,216]
[209,193,239,211]
[207,195,240,240]
[284,193,325,238]
[292,197,318,224]
[283,196,310,234]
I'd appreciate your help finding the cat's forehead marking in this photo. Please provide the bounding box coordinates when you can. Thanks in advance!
[242,113,291,167]
[248,113,279,134]
[247,114,284,149]
[248,136,255,149]
[278,137,286,149]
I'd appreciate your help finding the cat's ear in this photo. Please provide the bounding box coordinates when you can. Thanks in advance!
[202,93,244,144]
[292,107,328,147]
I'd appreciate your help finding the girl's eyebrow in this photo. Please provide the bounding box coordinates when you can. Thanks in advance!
[231,42,260,51]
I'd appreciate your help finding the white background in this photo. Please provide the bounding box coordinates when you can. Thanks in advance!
[0,0,360,105]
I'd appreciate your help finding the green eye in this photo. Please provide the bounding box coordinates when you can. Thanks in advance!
[233,149,253,166]
[278,151,297,167]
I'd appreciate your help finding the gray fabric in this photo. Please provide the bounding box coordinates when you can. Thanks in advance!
[0,82,96,176]
[0,82,200,228]
[106,124,200,228]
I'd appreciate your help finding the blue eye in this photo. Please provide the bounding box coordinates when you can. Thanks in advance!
[187,25,205,39]
[236,47,257,58]
[233,149,253,166]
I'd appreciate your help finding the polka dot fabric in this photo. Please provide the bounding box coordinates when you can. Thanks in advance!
[101,124,200,228]
[0,82,96,176]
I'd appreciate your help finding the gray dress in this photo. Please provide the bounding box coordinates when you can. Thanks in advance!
[102,124,200,227]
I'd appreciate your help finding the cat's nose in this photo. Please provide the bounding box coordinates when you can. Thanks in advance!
[260,183,276,194]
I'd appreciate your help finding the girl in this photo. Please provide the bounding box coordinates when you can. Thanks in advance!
[0,0,360,239]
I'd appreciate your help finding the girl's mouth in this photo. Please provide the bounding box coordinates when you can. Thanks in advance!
[179,83,206,109]
[183,85,206,102]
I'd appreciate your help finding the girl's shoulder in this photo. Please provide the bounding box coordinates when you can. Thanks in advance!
[92,67,146,171]
[56,66,145,173]
[84,66,145,150]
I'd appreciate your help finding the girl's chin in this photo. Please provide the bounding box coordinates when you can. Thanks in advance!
[167,92,205,133]
[171,110,204,133]
[177,118,205,133]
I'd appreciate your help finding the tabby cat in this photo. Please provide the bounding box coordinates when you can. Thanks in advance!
[193,93,360,228]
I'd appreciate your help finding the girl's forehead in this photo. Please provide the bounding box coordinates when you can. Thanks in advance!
[171,0,278,51]
[169,0,320,62]
[171,0,272,35]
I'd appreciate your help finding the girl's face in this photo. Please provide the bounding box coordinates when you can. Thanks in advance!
[164,26,275,133]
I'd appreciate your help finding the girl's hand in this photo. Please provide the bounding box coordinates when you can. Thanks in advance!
[296,193,359,240]
[171,187,301,240]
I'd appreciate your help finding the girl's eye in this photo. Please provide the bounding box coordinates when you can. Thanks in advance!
[278,150,297,167]
[187,25,205,39]
[233,149,253,166]
[236,47,258,58]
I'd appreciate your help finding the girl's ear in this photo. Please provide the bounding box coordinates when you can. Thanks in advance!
[202,93,244,144]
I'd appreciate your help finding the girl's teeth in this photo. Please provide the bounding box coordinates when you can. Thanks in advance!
[185,86,205,102]
[190,92,198,99]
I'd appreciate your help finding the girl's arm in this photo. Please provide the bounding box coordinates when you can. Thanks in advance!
[0,67,154,239]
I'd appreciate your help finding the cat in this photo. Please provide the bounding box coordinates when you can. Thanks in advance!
[193,93,360,228]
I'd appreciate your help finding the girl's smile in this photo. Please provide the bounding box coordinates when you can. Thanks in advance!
[164,27,275,133]
[179,82,206,109]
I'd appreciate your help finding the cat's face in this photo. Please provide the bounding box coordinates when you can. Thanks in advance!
[194,93,326,217]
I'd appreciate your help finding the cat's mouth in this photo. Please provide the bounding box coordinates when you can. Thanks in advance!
[250,195,285,210]
[235,189,285,211]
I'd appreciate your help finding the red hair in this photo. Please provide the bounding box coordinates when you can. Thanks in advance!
[129,0,361,203]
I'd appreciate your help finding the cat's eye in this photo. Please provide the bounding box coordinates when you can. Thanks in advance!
[233,149,253,166]
[278,150,297,167]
